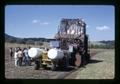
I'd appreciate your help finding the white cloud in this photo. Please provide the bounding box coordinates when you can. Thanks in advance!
[32,19,38,23]
[40,22,50,25]
[32,19,50,26]
[96,26,110,31]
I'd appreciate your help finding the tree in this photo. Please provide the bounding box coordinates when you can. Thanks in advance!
[26,40,34,45]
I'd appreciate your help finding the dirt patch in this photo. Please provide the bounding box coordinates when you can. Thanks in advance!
[5,47,75,79]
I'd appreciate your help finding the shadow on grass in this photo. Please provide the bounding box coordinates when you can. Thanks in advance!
[88,59,103,64]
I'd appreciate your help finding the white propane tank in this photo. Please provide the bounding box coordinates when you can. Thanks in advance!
[28,48,43,58]
[67,30,70,34]
[48,48,64,60]
[71,29,75,34]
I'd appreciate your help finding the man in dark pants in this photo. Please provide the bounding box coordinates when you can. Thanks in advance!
[23,48,31,66]
[9,47,13,59]
[17,48,23,66]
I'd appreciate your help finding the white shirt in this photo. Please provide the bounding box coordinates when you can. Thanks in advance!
[14,52,18,59]
[17,51,23,57]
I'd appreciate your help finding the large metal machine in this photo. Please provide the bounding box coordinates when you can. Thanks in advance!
[28,18,90,70]
[53,18,90,68]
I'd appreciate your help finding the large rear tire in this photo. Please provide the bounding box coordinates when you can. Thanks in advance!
[75,52,81,67]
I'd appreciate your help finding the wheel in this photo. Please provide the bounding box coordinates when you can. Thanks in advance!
[59,57,68,70]
[34,63,39,70]
[34,59,40,70]
[42,65,47,69]
[75,52,81,67]
[69,52,76,66]
[51,62,56,71]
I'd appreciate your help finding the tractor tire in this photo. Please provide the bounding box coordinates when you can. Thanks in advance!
[34,64,39,70]
[42,65,47,69]
[75,52,81,67]
[51,63,56,71]
[58,57,68,70]
[34,60,40,70]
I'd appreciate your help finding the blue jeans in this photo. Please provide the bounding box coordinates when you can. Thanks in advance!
[23,56,31,66]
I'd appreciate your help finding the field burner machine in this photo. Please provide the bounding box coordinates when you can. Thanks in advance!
[28,18,90,70]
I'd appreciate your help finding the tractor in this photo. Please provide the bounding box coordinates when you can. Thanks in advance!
[28,18,90,70]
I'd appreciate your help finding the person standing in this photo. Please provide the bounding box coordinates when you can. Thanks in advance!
[17,48,23,66]
[24,47,32,66]
[22,48,26,66]
[14,49,18,66]
[28,47,32,65]
[23,48,29,66]
[9,47,13,59]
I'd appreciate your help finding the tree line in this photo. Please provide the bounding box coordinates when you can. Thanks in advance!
[5,34,55,46]
[89,41,114,49]
[5,34,114,49]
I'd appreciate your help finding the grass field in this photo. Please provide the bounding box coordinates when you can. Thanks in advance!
[5,42,115,79]
[5,42,50,49]
[65,49,114,79]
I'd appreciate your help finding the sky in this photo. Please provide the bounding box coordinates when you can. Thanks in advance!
[5,5,115,41]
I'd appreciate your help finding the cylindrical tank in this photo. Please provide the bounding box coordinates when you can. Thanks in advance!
[71,29,75,34]
[48,48,64,60]
[28,48,43,58]
[69,45,73,52]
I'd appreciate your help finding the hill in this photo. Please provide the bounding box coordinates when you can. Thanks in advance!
[5,33,114,49]
[5,33,56,44]
[5,33,18,40]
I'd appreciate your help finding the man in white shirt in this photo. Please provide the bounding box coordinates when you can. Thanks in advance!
[14,49,18,66]
[17,49,23,66]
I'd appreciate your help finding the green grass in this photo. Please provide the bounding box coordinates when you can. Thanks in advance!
[5,42,50,49]
[65,49,115,79]
[77,50,114,79]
